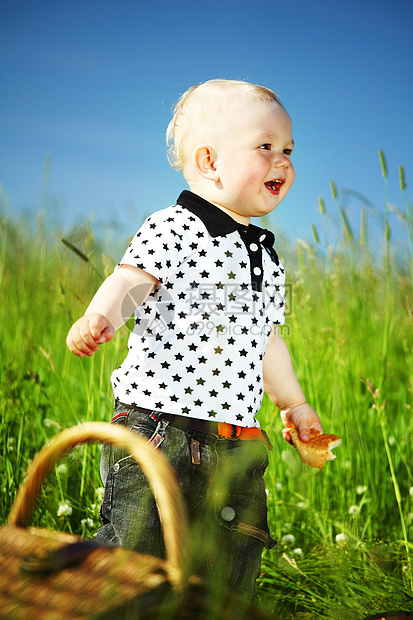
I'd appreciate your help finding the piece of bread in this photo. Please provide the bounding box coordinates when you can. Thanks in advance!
[288,426,341,469]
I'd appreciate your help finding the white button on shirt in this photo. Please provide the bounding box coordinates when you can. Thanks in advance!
[111,191,285,428]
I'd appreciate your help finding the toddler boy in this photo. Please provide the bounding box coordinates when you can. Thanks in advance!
[67,79,323,600]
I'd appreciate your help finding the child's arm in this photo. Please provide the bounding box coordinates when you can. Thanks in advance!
[66,264,158,358]
[263,328,323,443]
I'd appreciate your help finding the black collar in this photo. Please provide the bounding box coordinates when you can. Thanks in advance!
[177,190,240,237]
[176,190,277,252]
[176,191,280,291]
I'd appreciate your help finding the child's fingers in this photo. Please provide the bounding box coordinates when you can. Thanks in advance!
[282,427,293,444]
[67,326,98,357]
[87,318,116,347]
[100,323,116,343]
[79,324,102,353]
[67,319,100,357]
[66,315,115,357]
[281,404,323,443]
[66,328,87,357]
[297,424,310,442]
[296,419,324,442]
[88,315,112,343]
[280,409,294,429]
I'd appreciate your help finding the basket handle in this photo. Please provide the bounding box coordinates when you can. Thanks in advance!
[8,422,189,579]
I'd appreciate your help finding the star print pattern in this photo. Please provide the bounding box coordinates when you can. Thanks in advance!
[111,192,285,428]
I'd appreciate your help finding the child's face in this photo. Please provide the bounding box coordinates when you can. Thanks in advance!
[211,98,295,223]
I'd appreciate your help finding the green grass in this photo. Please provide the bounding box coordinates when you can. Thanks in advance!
[1,156,412,618]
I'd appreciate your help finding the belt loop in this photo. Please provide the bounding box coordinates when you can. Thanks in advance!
[156,418,170,434]
[231,425,243,439]
[149,409,160,422]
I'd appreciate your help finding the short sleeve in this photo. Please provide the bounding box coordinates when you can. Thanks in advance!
[116,206,199,283]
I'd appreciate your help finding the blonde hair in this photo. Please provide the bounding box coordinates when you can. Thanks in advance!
[166,79,284,178]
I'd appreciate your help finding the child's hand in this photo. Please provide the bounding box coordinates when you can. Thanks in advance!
[280,403,323,444]
[66,313,115,357]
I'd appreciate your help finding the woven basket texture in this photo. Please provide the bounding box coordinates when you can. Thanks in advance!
[0,423,186,619]
[0,525,171,619]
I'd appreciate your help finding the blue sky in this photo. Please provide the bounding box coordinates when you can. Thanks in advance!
[1,0,412,250]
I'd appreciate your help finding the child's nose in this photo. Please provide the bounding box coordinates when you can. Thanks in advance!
[273,152,291,168]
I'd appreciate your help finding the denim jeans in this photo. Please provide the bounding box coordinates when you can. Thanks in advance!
[97,402,277,600]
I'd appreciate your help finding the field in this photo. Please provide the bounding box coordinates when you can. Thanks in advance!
[1,155,412,618]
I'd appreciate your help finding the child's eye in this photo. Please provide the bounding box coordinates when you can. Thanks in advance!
[259,144,271,150]
[283,148,293,156]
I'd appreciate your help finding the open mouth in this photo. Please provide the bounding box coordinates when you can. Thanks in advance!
[265,179,284,195]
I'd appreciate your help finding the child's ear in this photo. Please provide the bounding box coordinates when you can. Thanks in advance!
[193,145,219,181]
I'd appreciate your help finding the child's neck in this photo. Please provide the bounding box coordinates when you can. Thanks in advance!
[188,186,250,226]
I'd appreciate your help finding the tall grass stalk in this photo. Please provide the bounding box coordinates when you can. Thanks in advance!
[399,164,413,286]
[377,149,392,400]
[373,392,413,591]
[376,150,412,590]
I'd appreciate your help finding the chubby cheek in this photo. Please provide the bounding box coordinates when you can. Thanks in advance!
[219,161,252,194]
[240,165,268,190]
[242,174,262,191]
[226,172,259,197]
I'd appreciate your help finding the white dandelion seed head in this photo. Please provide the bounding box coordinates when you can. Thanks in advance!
[356,485,367,495]
[281,534,296,546]
[335,533,346,545]
[275,482,283,491]
[57,502,72,517]
[96,487,105,502]
[56,464,68,476]
[349,505,360,515]
[292,548,303,557]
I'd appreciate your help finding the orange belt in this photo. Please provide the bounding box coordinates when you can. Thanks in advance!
[217,422,272,449]
[158,412,272,450]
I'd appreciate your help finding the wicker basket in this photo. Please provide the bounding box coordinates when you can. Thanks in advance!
[0,422,189,619]
[0,422,278,619]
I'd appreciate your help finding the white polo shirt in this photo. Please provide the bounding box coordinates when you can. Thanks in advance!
[111,191,285,428]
